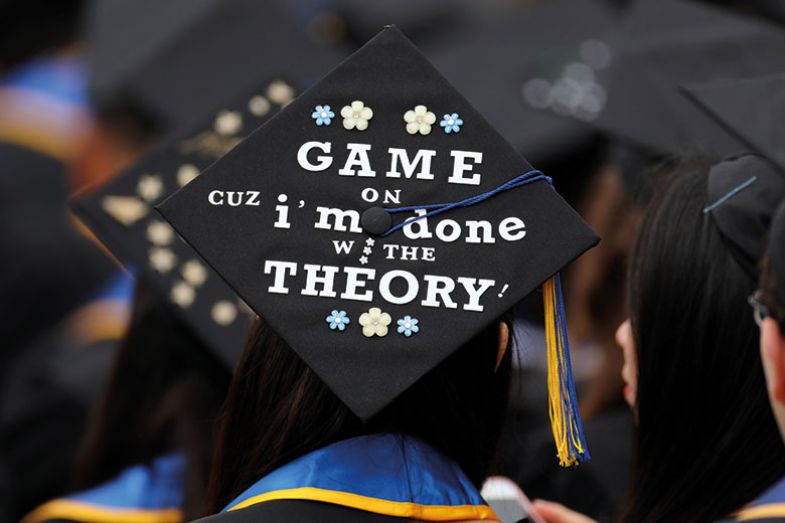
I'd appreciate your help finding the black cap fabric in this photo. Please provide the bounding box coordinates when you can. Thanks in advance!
[84,0,345,134]
[591,0,785,155]
[426,0,619,165]
[158,27,599,420]
[768,201,785,295]
[328,0,459,45]
[683,72,785,174]
[72,77,301,368]
[704,154,785,279]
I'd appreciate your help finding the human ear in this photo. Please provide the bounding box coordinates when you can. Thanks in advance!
[762,319,785,404]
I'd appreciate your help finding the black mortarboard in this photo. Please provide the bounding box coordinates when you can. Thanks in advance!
[426,0,619,166]
[768,201,785,296]
[591,0,785,156]
[84,0,344,134]
[158,27,599,466]
[703,154,785,279]
[72,75,303,368]
[682,72,785,174]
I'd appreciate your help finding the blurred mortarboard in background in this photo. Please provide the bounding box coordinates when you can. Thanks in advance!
[84,0,345,136]
[589,0,785,157]
[683,72,785,173]
[681,71,785,278]
[159,26,599,465]
[72,76,302,368]
[426,0,620,169]
[696,0,785,26]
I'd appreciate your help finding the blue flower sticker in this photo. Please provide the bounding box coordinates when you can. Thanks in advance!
[312,105,335,126]
[326,310,350,331]
[440,113,463,134]
[397,316,420,337]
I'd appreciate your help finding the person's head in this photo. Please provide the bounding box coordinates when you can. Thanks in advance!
[205,314,513,512]
[619,156,785,523]
[757,203,785,440]
[74,277,231,519]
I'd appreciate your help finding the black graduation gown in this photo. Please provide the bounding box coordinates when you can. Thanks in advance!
[195,499,412,523]
[196,500,535,523]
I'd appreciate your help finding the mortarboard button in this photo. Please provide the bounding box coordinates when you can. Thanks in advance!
[360,207,392,236]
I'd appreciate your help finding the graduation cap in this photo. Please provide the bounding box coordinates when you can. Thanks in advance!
[72,74,303,368]
[682,72,785,173]
[591,0,785,156]
[158,27,599,466]
[84,0,345,134]
[702,153,785,279]
[681,71,785,278]
[425,0,619,166]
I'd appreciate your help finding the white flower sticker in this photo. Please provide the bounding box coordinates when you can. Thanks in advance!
[101,196,149,227]
[214,110,243,136]
[149,247,177,273]
[267,80,295,106]
[147,220,175,246]
[212,300,238,326]
[177,164,200,187]
[341,100,373,131]
[181,260,208,287]
[248,95,271,116]
[171,281,195,308]
[137,174,164,202]
[359,307,392,338]
[404,105,436,135]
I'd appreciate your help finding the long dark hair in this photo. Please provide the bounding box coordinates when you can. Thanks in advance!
[206,313,513,512]
[73,277,231,520]
[622,157,785,522]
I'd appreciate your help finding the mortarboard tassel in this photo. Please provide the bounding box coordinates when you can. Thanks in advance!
[380,170,591,466]
[543,273,590,467]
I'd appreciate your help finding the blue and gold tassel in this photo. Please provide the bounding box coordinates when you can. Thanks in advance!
[543,273,590,467]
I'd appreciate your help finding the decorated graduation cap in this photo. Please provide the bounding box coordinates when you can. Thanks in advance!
[158,26,599,466]
[73,75,304,368]
[591,0,785,156]
[682,72,785,174]
[84,0,344,134]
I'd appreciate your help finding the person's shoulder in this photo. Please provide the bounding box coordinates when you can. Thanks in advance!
[724,476,785,522]
[194,500,409,523]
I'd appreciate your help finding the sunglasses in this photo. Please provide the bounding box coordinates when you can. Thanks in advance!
[748,290,770,328]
